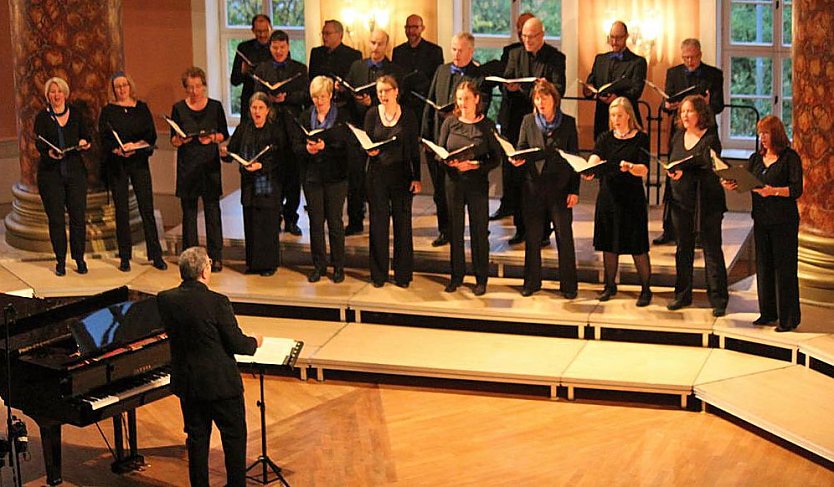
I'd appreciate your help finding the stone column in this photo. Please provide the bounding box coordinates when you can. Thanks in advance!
[4,0,142,253]
[794,0,834,305]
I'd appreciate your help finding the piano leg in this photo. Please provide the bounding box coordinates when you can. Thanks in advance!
[38,422,63,485]
[111,410,145,475]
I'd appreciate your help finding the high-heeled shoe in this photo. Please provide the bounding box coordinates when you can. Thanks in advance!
[598,284,617,302]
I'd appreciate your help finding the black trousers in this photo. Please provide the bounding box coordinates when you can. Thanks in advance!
[243,205,281,272]
[109,160,162,260]
[366,166,414,285]
[427,156,448,235]
[181,196,223,261]
[304,180,347,272]
[179,395,247,487]
[38,167,87,262]
[659,178,675,237]
[279,155,301,226]
[499,117,523,219]
[671,206,728,308]
[346,148,366,228]
[522,180,577,293]
[446,177,490,285]
[754,221,801,328]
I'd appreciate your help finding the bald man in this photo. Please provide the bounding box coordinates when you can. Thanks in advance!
[499,17,566,244]
[584,21,647,139]
[344,29,404,235]
[393,14,444,125]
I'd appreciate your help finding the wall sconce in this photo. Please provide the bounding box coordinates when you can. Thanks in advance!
[600,10,662,63]
[341,1,391,54]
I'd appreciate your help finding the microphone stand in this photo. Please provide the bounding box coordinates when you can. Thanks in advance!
[3,305,22,487]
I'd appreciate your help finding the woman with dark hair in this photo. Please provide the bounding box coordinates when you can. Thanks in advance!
[511,80,579,298]
[362,75,421,288]
[221,92,286,276]
[722,115,802,331]
[293,75,350,284]
[666,94,727,316]
[34,76,92,276]
[170,66,229,272]
[436,80,502,296]
[583,96,652,306]
[99,72,167,272]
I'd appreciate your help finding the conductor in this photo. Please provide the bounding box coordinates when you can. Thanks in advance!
[157,246,263,486]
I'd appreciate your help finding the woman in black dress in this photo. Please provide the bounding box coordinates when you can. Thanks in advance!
[362,75,421,288]
[584,97,652,306]
[34,77,91,276]
[293,75,350,284]
[437,80,502,296]
[511,80,579,298]
[722,115,802,331]
[99,72,167,272]
[221,92,286,276]
[667,95,727,316]
[170,67,229,272]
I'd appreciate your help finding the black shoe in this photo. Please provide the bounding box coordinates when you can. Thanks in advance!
[489,208,512,221]
[508,233,525,245]
[307,269,322,283]
[431,233,449,247]
[211,260,222,273]
[652,233,675,245]
[541,237,551,247]
[473,283,487,296]
[562,290,578,300]
[395,281,410,289]
[444,281,460,293]
[598,285,617,302]
[76,259,88,274]
[152,258,168,271]
[55,261,66,277]
[712,307,727,317]
[775,324,798,333]
[636,289,653,307]
[372,280,384,288]
[332,269,345,283]
[345,225,363,236]
[753,316,777,325]
[285,223,302,236]
[260,269,276,277]
[118,258,131,272]
[667,297,691,311]
[520,287,539,297]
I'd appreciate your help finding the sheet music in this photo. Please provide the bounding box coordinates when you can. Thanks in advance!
[236,337,301,366]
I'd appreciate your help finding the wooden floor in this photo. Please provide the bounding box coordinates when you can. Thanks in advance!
[5,375,834,486]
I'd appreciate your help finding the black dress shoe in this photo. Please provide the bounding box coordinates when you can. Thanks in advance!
[55,261,66,277]
[118,258,131,272]
[489,208,512,220]
[152,258,168,271]
[753,316,777,325]
[444,281,460,293]
[598,285,617,302]
[431,233,449,247]
[508,233,525,245]
[520,287,539,297]
[211,260,222,273]
[307,269,322,283]
[473,283,487,296]
[394,281,410,289]
[332,269,345,283]
[666,297,691,311]
[636,289,653,307]
[712,307,727,317]
[260,269,276,277]
[775,324,798,333]
[541,237,551,247]
[285,223,302,236]
[76,259,88,274]
[652,233,675,245]
[345,225,363,236]
[372,281,385,288]
[562,290,578,300]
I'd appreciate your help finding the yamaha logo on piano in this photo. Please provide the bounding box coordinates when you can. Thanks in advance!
[134,364,153,375]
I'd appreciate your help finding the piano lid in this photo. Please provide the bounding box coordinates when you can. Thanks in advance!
[70,298,163,358]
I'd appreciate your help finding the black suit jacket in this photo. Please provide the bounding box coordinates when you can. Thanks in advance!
[586,48,647,138]
[392,39,445,116]
[309,43,362,80]
[157,280,257,401]
[663,62,725,118]
[516,112,580,194]
[253,59,310,118]
[345,58,404,124]
[230,38,272,116]
[421,62,491,142]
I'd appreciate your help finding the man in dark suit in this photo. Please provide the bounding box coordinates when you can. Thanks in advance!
[584,21,647,140]
[392,14,444,126]
[421,32,491,247]
[343,29,404,235]
[230,15,272,123]
[309,19,362,103]
[501,17,567,245]
[254,29,310,237]
[157,246,262,487]
[653,38,725,245]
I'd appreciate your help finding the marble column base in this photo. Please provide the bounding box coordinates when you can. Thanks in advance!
[798,231,834,307]
[4,182,143,255]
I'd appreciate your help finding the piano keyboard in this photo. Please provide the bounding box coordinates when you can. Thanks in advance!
[81,370,170,411]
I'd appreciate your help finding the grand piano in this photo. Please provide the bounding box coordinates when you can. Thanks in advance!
[0,286,171,485]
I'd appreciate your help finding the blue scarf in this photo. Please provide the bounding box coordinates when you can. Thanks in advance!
[310,105,337,130]
[535,110,562,134]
